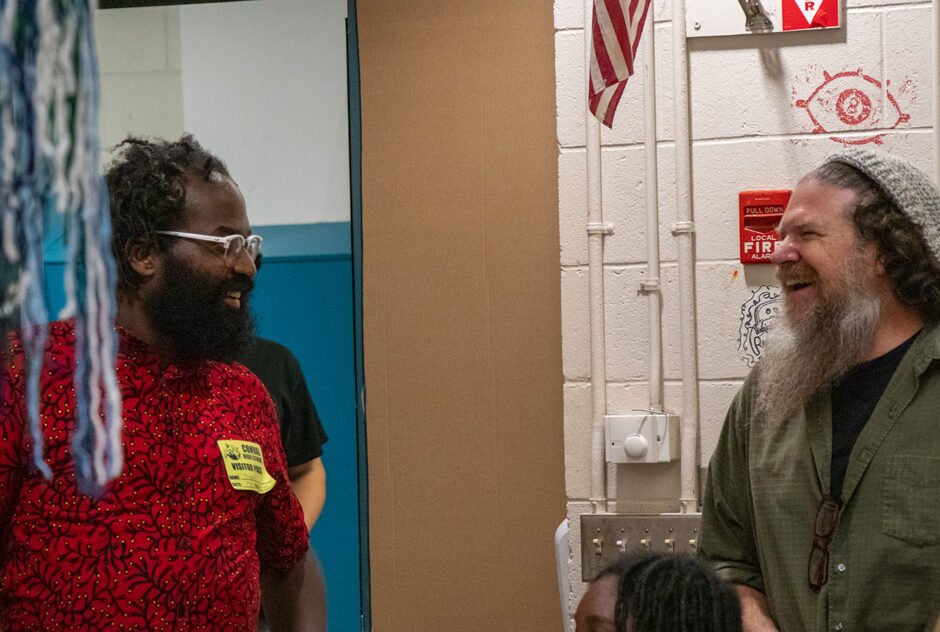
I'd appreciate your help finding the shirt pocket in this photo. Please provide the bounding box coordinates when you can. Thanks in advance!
[882,455,940,546]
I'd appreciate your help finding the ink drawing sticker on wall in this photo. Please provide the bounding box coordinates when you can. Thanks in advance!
[739,286,782,367]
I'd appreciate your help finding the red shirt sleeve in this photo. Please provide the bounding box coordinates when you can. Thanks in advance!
[240,368,309,574]
[0,336,26,548]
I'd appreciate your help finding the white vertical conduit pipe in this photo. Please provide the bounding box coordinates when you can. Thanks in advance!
[641,12,664,413]
[671,0,700,513]
[584,0,612,514]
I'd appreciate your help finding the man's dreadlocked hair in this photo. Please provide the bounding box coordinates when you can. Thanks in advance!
[811,161,940,325]
[105,135,230,296]
[611,553,741,632]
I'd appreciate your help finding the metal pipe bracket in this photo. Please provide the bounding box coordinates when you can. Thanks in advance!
[671,220,695,235]
[586,222,614,235]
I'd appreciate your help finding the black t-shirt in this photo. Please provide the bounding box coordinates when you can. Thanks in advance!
[830,333,917,500]
[239,337,328,468]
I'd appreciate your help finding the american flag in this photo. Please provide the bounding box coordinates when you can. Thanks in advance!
[588,0,653,128]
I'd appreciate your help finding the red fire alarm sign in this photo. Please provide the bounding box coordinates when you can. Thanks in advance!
[782,0,840,30]
[686,0,842,38]
[739,190,791,264]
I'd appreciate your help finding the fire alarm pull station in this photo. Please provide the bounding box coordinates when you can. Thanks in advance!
[739,190,791,264]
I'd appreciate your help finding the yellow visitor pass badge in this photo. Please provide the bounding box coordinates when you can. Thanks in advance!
[218,440,276,493]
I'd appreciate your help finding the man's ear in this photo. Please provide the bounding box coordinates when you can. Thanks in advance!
[126,239,159,279]
[874,252,887,277]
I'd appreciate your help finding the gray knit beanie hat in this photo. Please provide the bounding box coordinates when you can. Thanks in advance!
[821,148,940,260]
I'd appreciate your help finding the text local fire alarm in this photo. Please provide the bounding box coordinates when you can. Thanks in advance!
[739,190,791,264]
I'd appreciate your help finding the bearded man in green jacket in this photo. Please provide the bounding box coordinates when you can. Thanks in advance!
[700,147,940,632]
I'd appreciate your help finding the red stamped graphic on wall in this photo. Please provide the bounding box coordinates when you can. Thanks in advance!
[782,0,840,30]
[793,68,912,145]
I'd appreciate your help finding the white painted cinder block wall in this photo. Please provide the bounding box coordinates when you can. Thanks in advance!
[95,7,184,155]
[556,0,937,615]
[94,1,350,227]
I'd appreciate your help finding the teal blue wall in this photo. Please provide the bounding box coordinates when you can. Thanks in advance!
[251,222,359,632]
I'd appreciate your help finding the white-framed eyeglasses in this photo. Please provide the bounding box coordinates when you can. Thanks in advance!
[155,230,263,266]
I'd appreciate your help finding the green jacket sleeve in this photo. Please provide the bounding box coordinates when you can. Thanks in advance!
[699,380,766,593]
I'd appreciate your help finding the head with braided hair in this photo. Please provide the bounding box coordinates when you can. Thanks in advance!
[576,554,740,632]
[576,556,636,632]
[612,554,741,632]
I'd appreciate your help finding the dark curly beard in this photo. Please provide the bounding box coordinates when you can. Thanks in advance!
[146,253,255,364]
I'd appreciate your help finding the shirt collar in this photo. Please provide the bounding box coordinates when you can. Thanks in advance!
[904,322,940,376]
[116,325,214,379]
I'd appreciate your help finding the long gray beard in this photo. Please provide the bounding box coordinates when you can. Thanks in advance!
[755,286,881,425]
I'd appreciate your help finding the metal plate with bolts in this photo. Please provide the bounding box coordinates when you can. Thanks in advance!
[580,513,703,582]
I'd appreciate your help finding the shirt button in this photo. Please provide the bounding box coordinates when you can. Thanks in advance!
[836,563,846,573]
[833,623,844,631]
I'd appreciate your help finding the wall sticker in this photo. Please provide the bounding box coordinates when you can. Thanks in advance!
[738,285,782,367]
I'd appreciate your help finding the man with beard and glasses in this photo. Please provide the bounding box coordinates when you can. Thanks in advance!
[699,148,940,632]
[0,135,325,631]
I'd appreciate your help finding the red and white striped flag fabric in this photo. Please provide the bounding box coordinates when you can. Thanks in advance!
[588,0,653,128]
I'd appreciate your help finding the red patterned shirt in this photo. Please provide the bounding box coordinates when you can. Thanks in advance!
[0,321,308,631]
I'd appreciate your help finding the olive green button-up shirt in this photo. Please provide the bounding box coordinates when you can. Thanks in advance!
[700,325,940,632]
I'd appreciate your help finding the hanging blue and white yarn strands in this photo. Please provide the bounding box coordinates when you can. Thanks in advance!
[1,0,54,481]
[0,1,23,332]
[0,0,123,492]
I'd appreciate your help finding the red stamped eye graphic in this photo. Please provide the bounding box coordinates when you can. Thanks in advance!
[794,69,911,145]
[835,89,871,125]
